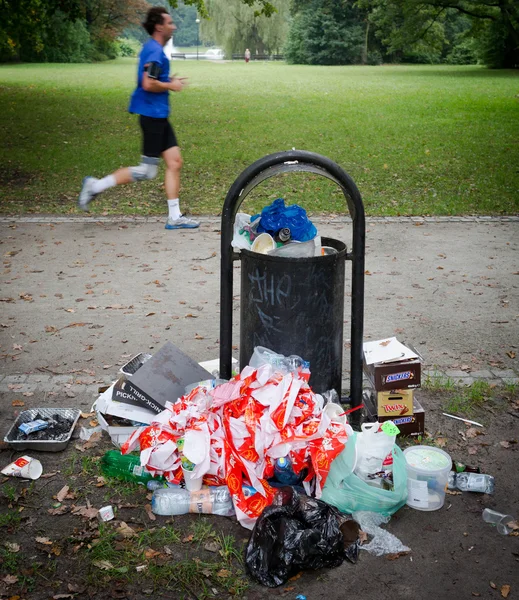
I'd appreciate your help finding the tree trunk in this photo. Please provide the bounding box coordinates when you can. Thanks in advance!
[362,19,370,64]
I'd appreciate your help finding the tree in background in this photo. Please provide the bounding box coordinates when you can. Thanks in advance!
[285,0,365,65]
[0,0,277,62]
[360,0,518,68]
[200,0,290,56]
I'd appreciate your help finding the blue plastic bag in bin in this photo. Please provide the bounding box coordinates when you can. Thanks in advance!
[255,198,317,242]
[321,432,408,516]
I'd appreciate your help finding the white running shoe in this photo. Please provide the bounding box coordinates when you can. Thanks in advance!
[165,216,200,230]
[78,176,98,211]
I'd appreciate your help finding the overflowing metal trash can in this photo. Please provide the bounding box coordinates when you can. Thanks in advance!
[220,150,365,410]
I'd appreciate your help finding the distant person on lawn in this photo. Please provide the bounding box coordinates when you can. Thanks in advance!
[78,6,199,230]
[244,48,251,63]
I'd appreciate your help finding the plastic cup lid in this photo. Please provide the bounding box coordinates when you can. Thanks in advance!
[404,446,451,471]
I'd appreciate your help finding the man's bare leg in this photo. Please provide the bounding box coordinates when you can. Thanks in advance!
[162,146,199,229]
[78,158,159,211]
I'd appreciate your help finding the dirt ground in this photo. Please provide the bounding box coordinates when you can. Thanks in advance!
[1,387,518,600]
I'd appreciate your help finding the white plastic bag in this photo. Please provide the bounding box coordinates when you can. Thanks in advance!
[231,213,260,250]
[353,422,395,485]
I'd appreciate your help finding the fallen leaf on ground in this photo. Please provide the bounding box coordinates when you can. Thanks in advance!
[500,441,511,449]
[501,584,511,598]
[35,537,53,545]
[2,574,18,585]
[80,412,95,419]
[446,489,462,496]
[507,351,516,359]
[288,572,303,581]
[52,594,74,599]
[465,427,483,438]
[386,551,410,560]
[204,540,220,553]
[55,486,69,502]
[11,400,25,407]
[217,569,231,578]
[490,582,497,589]
[182,534,194,543]
[144,504,156,521]
[436,437,448,447]
[5,542,20,553]
[116,522,137,538]
[71,505,99,520]
[506,519,519,531]
[93,560,114,570]
[144,548,161,559]
[48,505,69,515]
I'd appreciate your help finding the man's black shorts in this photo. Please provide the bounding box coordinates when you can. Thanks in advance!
[139,115,178,158]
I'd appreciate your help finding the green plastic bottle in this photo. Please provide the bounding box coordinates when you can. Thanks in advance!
[100,450,165,485]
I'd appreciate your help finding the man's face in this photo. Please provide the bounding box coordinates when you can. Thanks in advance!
[158,13,176,41]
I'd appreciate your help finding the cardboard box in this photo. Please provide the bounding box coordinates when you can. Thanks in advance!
[112,376,143,408]
[364,358,421,391]
[364,393,425,437]
[363,337,422,391]
[377,389,414,417]
[96,384,157,425]
[124,342,213,414]
[95,384,156,447]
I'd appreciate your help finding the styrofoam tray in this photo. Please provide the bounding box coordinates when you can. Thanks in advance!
[4,408,81,452]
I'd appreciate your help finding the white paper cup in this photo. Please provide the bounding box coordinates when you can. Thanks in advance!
[182,467,203,492]
[1,455,43,480]
[251,233,275,254]
[98,505,115,522]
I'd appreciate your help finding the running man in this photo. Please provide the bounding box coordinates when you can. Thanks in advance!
[78,6,199,230]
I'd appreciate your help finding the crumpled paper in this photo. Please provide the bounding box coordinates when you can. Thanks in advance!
[121,362,351,529]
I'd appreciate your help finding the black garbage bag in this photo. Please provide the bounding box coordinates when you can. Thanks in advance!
[245,487,346,587]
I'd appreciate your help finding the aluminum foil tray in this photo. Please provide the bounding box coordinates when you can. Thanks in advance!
[120,353,152,376]
[4,408,81,452]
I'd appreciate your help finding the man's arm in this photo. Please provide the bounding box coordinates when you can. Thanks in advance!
[142,64,185,93]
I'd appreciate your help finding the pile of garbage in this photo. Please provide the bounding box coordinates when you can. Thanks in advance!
[120,351,350,529]
[4,336,514,588]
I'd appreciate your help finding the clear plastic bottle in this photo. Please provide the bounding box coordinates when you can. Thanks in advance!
[151,484,256,516]
[447,471,495,494]
[151,486,233,516]
[100,450,164,485]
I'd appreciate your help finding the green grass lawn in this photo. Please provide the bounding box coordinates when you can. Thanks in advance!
[0,59,518,216]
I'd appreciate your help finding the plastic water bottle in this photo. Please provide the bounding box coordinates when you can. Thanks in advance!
[274,456,301,485]
[151,484,256,516]
[100,450,164,485]
[447,471,495,494]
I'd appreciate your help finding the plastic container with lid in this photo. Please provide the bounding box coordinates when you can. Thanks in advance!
[403,445,452,511]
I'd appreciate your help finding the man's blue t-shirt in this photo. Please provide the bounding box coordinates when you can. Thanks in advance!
[128,39,170,118]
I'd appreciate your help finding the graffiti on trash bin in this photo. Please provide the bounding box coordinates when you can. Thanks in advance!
[247,268,301,310]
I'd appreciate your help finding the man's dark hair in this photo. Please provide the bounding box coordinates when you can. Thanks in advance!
[142,6,169,35]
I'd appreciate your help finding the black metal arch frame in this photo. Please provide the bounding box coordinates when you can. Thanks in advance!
[219,150,366,410]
